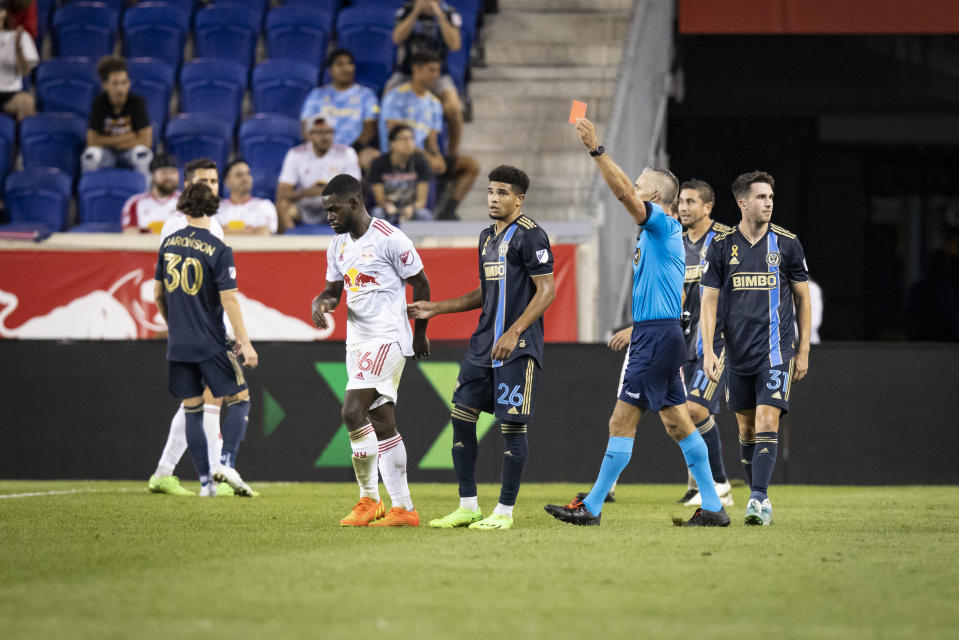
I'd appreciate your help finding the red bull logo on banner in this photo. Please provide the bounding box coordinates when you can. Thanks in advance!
[343,267,380,293]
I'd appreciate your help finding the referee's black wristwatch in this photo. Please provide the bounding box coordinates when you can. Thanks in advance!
[589,145,605,157]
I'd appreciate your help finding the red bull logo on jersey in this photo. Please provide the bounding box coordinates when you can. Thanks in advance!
[732,272,779,290]
[344,267,380,292]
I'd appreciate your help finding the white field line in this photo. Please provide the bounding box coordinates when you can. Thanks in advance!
[0,488,133,500]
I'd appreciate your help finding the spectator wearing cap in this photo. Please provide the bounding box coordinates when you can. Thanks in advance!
[82,55,153,181]
[216,159,278,235]
[369,124,432,225]
[299,48,381,171]
[0,3,38,122]
[121,154,180,234]
[275,116,361,231]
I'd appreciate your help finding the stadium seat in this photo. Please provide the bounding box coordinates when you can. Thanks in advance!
[62,0,125,11]
[35,58,100,119]
[211,0,268,21]
[127,58,175,130]
[0,115,15,188]
[122,3,191,70]
[179,58,248,127]
[251,60,318,119]
[250,168,278,201]
[446,19,472,92]
[285,224,334,235]
[265,5,334,67]
[239,114,301,175]
[164,113,233,174]
[37,0,55,50]
[193,6,261,70]
[53,2,119,59]
[20,113,87,179]
[72,169,147,231]
[335,7,397,95]
[1,168,73,232]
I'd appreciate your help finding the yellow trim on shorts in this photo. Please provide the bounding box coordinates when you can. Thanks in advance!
[227,351,245,386]
[703,347,725,401]
[522,358,534,415]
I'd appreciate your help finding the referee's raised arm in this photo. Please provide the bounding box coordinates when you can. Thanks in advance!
[574,117,649,225]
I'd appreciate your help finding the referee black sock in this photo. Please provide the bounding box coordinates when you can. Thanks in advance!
[739,435,756,487]
[183,403,211,485]
[498,422,528,507]
[221,398,251,469]
[451,404,479,498]
[696,416,727,483]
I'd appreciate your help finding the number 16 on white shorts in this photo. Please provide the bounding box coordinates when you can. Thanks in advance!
[345,342,407,409]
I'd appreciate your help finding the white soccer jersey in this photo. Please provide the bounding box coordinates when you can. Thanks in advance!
[278,142,361,189]
[326,218,424,355]
[216,196,278,233]
[160,212,224,240]
[122,191,181,233]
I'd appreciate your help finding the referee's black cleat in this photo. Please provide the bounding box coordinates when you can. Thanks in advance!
[544,497,601,526]
[677,488,698,504]
[682,507,731,527]
[575,490,615,504]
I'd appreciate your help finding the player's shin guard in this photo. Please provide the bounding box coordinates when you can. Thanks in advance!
[377,433,412,510]
[183,403,211,486]
[498,422,528,507]
[451,404,480,499]
[220,399,250,469]
[740,435,757,486]
[155,404,187,478]
[696,416,727,483]
[202,404,221,473]
[349,423,379,500]
[584,437,633,516]
[678,430,722,512]
[749,432,779,501]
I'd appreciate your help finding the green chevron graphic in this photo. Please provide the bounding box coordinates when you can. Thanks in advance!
[417,362,496,469]
[314,362,352,468]
[261,388,285,438]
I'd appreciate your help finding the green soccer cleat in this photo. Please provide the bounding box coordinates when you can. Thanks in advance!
[428,507,483,528]
[468,513,513,530]
[147,475,194,496]
[216,482,235,497]
[744,498,763,526]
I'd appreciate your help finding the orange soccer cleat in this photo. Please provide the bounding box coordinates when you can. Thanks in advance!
[367,506,420,527]
[339,498,386,526]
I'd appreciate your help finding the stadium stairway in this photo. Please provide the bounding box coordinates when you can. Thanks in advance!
[457,0,631,222]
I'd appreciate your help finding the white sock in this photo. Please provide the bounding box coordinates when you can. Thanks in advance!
[493,503,513,517]
[687,469,698,491]
[203,404,222,472]
[349,424,379,500]
[460,496,479,511]
[154,404,187,477]
[377,433,413,510]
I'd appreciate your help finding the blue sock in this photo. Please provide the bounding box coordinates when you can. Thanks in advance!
[750,432,779,501]
[697,416,727,483]
[498,423,528,506]
[583,437,633,516]
[184,403,211,485]
[678,430,722,512]
[450,404,479,498]
[740,435,756,487]
[220,399,250,469]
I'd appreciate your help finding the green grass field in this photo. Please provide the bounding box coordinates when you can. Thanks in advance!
[2,481,957,639]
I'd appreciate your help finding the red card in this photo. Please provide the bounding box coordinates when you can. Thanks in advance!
[568,100,587,124]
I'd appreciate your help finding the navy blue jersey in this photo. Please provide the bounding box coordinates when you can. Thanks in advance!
[701,223,808,374]
[155,226,237,362]
[632,202,684,322]
[683,220,733,360]
[465,214,553,368]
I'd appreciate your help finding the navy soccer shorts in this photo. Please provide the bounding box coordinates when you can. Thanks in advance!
[725,359,794,415]
[169,349,247,400]
[452,356,541,422]
[682,349,726,415]
[618,319,686,412]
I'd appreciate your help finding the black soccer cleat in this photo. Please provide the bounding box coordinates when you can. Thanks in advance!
[544,498,601,526]
[575,490,616,504]
[677,488,699,504]
[683,507,731,527]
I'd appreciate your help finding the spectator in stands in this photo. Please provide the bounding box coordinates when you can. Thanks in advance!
[216,159,278,235]
[388,0,465,156]
[299,49,381,171]
[381,51,478,220]
[121,153,180,234]
[81,55,153,181]
[6,0,37,41]
[275,116,361,231]
[0,5,37,122]
[369,124,432,225]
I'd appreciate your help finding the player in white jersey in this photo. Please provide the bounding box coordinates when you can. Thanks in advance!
[311,174,431,527]
[122,154,181,233]
[148,158,256,498]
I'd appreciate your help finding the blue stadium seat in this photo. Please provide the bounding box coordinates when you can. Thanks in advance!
[36,58,99,119]
[122,3,191,70]
[73,169,147,231]
[250,168,278,201]
[0,116,15,188]
[335,7,397,95]
[21,113,88,179]
[2,168,73,232]
[239,114,301,175]
[251,60,318,119]
[283,0,341,10]
[285,224,334,235]
[37,0,55,50]
[265,5,334,67]
[212,0,268,21]
[53,2,119,59]
[446,17,472,92]
[127,58,175,129]
[193,6,261,70]
[63,0,125,12]
[164,113,233,173]
[350,0,406,8]
[179,58,248,127]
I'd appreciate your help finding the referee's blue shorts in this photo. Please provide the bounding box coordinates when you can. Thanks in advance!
[618,319,686,412]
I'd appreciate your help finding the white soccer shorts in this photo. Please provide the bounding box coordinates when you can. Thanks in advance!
[345,341,406,410]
